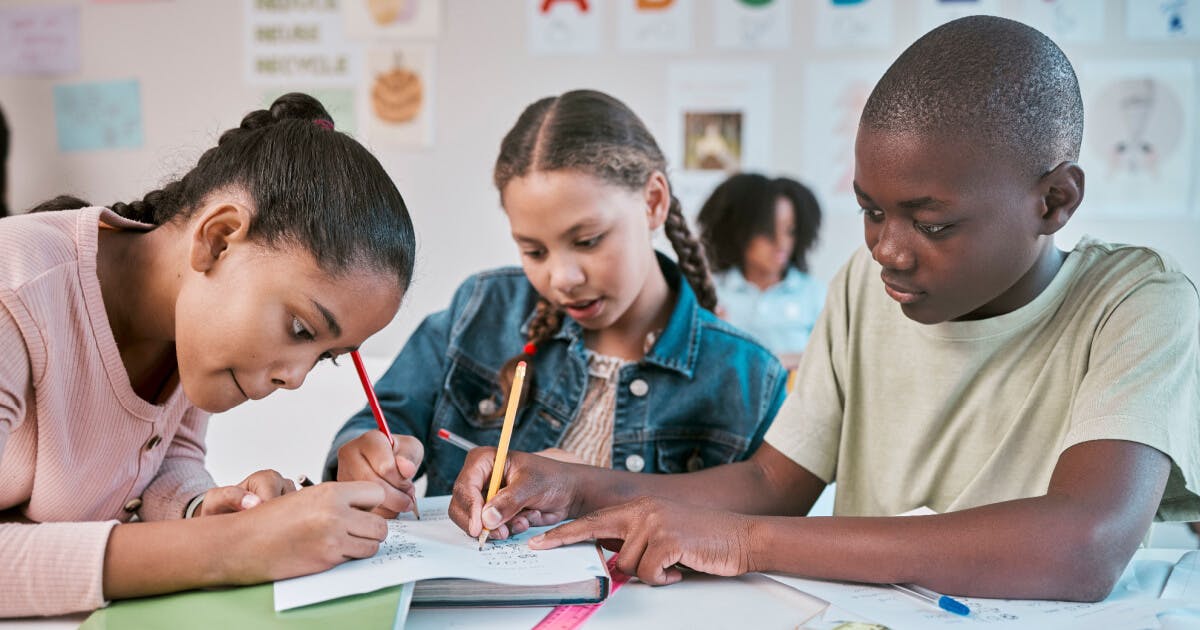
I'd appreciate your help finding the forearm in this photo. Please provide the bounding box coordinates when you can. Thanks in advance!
[749,495,1134,601]
[102,515,245,599]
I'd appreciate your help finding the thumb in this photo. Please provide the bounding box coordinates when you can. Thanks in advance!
[200,486,260,516]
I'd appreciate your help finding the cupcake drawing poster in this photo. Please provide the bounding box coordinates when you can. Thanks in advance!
[360,44,435,148]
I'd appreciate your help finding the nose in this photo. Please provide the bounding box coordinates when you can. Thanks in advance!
[548,253,585,296]
[870,218,916,272]
[269,360,309,392]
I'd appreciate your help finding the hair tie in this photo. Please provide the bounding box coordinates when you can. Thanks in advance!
[314,119,334,131]
[523,342,537,356]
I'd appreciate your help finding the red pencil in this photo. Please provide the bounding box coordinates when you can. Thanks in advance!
[350,350,420,520]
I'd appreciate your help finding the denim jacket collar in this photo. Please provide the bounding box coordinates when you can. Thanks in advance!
[519,252,701,379]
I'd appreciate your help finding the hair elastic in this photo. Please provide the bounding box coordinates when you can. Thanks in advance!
[314,118,334,131]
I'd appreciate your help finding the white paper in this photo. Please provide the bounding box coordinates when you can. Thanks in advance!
[273,496,605,611]
[713,0,790,50]
[813,0,895,50]
[1163,550,1200,600]
[527,0,603,55]
[616,0,693,52]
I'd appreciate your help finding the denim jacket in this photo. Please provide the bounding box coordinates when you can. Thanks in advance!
[324,253,788,495]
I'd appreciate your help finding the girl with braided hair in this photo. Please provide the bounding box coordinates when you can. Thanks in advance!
[0,93,415,616]
[327,91,786,535]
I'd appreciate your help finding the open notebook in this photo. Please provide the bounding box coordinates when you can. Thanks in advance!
[274,495,610,611]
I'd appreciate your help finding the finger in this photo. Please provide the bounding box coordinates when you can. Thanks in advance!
[335,481,388,511]
[487,523,510,540]
[280,478,298,495]
[616,531,649,577]
[345,510,389,543]
[640,545,683,586]
[529,508,626,550]
[450,448,498,537]
[341,535,383,560]
[201,486,258,515]
[361,441,407,490]
[244,471,288,501]
[392,436,424,479]
[375,483,415,517]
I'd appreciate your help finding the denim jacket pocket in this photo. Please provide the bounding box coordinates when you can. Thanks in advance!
[444,363,506,431]
[653,428,749,474]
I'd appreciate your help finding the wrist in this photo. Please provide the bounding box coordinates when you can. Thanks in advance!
[744,514,775,574]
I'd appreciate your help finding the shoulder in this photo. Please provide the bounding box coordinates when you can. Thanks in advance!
[694,307,783,369]
[1068,237,1198,309]
[0,210,84,291]
[445,266,537,313]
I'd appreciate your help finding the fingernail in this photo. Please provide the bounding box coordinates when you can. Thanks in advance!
[482,506,501,529]
[530,534,545,546]
[241,494,261,509]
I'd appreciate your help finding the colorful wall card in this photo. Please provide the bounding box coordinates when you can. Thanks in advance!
[714,0,791,50]
[528,0,603,55]
[53,79,143,152]
[1019,0,1105,43]
[814,0,895,50]
[245,0,361,86]
[617,0,693,52]
[1078,60,1197,218]
[359,44,435,148]
[0,5,80,77]
[1126,0,1200,40]
[343,0,441,40]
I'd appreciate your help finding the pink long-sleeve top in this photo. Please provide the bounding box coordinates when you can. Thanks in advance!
[0,207,215,617]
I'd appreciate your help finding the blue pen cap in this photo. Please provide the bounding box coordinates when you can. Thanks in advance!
[938,596,971,616]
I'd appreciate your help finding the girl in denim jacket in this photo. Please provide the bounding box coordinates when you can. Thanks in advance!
[325,90,786,522]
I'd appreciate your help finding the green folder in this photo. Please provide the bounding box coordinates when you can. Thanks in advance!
[80,582,410,630]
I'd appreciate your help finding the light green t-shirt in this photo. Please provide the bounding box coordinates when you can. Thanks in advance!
[765,236,1200,521]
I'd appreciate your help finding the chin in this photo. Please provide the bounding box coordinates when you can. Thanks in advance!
[899,303,950,325]
[179,379,239,413]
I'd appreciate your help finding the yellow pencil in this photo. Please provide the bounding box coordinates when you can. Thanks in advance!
[479,361,526,550]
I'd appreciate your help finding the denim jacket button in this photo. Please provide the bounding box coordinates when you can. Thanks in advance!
[477,398,498,416]
[625,454,645,472]
[628,379,649,397]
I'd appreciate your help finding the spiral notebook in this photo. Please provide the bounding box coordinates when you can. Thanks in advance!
[274,495,610,611]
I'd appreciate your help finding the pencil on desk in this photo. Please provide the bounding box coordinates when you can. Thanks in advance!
[479,361,526,550]
[350,349,421,520]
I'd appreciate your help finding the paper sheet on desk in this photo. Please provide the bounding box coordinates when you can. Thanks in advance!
[273,496,604,611]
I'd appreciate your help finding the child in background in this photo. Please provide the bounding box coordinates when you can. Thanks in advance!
[698,173,824,367]
[325,90,786,525]
[0,93,415,617]
[448,17,1199,601]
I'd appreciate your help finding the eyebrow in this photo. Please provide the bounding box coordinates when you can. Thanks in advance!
[311,299,342,338]
[512,220,602,243]
[853,182,949,211]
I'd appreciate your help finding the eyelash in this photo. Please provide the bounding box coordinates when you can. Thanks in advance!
[521,234,604,259]
[292,317,340,365]
[858,208,952,236]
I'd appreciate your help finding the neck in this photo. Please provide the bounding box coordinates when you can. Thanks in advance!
[587,258,674,361]
[97,224,182,349]
[961,238,1066,320]
[742,265,783,291]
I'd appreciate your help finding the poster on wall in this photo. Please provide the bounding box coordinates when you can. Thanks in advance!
[0,4,79,76]
[814,0,895,51]
[801,61,889,215]
[245,0,360,86]
[666,63,772,221]
[617,0,693,52]
[359,44,435,148]
[916,0,1000,36]
[714,0,791,50]
[1126,0,1200,40]
[528,0,603,55]
[53,79,143,152]
[263,88,357,135]
[343,0,440,40]
[1077,60,1196,218]
[1019,0,1105,43]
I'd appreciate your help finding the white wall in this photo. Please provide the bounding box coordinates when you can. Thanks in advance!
[2,1,1198,492]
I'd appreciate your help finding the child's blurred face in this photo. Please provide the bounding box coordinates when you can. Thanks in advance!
[743,196,795,280]
[173,207,403,413]
[853,128,1052,324]
[502,170,665,331]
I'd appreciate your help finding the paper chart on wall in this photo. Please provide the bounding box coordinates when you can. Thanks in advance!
[616,0,693,52]
[273,495,605,611]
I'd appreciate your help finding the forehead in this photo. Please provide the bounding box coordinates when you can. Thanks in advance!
[853,127,1028,203]
[503,170,639,237]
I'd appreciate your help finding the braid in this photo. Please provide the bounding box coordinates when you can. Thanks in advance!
[663,195,718,312]
[488,298,564,420]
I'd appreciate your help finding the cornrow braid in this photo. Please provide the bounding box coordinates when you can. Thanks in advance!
[663,194,717,312]
[486,298,564,420]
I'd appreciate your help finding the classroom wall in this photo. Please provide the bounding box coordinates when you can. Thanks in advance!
[2,1,1199,498]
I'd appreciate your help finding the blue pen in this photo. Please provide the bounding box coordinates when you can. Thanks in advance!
[891,583,970,616]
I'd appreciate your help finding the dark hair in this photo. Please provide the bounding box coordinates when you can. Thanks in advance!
[490,89,716,408]
[697,173,822,274]
[861,15,1083,178]
[28,93,415,288]
[0,104,8,218]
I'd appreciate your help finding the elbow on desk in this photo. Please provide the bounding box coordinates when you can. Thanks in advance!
[1042,522,1130,603]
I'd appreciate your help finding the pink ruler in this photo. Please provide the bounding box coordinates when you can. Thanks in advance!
[531,554,631,630]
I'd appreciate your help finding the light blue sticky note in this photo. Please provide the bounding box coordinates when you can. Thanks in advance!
[53,79,143,152]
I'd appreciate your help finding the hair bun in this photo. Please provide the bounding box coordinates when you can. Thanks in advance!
[268,92,334,127]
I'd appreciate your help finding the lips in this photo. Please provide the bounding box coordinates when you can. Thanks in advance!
[880,274,925,305]
[562,297,604,321]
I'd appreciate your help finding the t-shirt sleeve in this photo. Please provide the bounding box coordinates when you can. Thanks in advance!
[139,406,215,521]
[764,258,854,484]
[1063,271,1200,522]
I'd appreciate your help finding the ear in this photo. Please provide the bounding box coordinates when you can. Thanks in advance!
[1037,161,1084,235]
[644,171,671,231]
[188,202,253,273]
